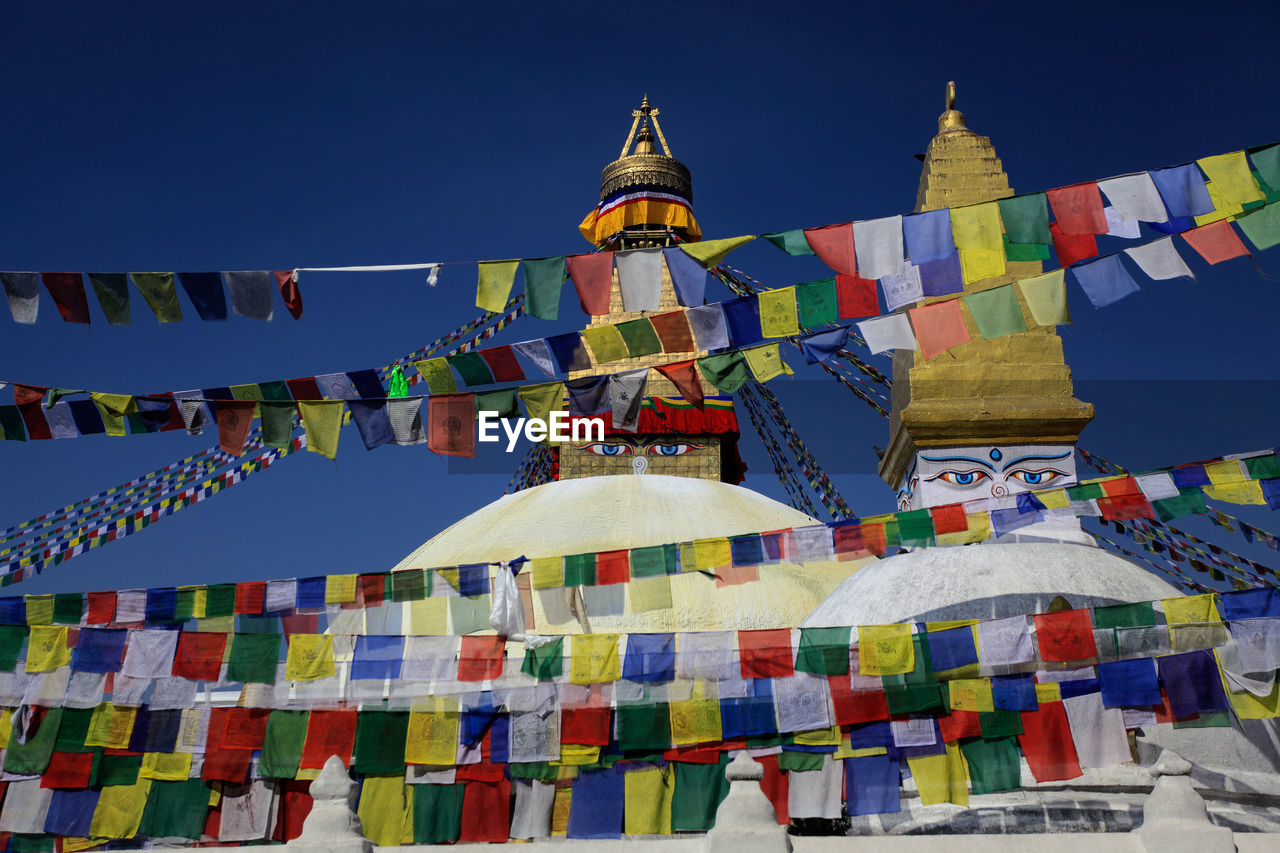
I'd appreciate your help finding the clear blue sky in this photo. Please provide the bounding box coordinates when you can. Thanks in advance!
[2,1,1278,595]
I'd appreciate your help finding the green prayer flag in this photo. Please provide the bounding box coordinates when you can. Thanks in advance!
[630,544,678,578]
[476,259,520,313]
[257,380,292,401]
[795,626,851,676]
[447,353,495,387]
[963,284,1027,339]
[564,553,597,587]
[696,352,750,393]
[522,256,566,321]
[414,358,459,394]
[204,584,237,618]
[960,736,1021,794]
[129,273,183,323]
[229,383,264,403]
[616,702,671,752]
[388,366,409,398]
[52,593,84,625]
[997,193,1052,245]
[1173,711,1231,729]
[56,708,94,752]
[88,273,132,325]
[508,762,558,781]
[1092,601,1155,630]
[582,324,630,363]
[353,711,409,775]
[1244,453,1280,481]
[448,594,490,634]
[796,278,838,328]
[883,635,945,715]
[174,587,199,622]
[390,570,426,602]
[1066,482,1105,501]
[671,754,730,831]
[776,750,824,772]
[617,318,663,357]
[1236,203,1280,251]
[260,402,296,449]
[520,636,564,680]
[258,710,309,778]
[412,784,464,844]
[8,837,53,853]
[896,509,936,548]
[681,235,755,268]
[138,778,209,839]
[97,752,142,786]
[978,709,1024,738]
[517,381,565,433]
[0,625,25,670]
[4,707,61,775]
[1153,488,1207,521]
[762,230,815,256]
[1250,144,1280,192]
[474,388,519,420]
[0,406,27,441]
[1003,237,1051,262]
[227,633,281,684]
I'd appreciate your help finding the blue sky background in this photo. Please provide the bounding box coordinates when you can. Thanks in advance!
[2,1,1278,595]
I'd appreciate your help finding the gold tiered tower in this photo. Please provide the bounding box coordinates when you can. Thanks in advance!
[878,83,1095,491]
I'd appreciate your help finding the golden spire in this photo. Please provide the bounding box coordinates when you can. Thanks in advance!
[937,80,967,133]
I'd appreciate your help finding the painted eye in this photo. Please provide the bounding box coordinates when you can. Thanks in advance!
[588,444,632,456]
[1007,468,1067,486]
[929,470,991,486]
[648,444,696,456]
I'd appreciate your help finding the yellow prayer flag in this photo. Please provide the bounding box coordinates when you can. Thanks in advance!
[624,766,673,835]
[907,742,969,807]
[0,710,11,748]
[1197,152,1265,208]
[1036,489,1071,509]
[476,259,520,313]
[630,575,673,613]
[1035,682,1062,703]
[530,556,565,590]
[947,678,995,712]
[299,400,344,460]
[184,586,208,619]
[950,203,1003,251]
[742,344,794,382]
[518,382,567,433]
[960,248,1005,284]
[858,624,914,675]
[1204,481,1266,505]
[61,838,104,852]
[843,746,889,759]
[413,358,458,395]
[1162,593,1221,625]
[139,751,194,781]
[405,698,459,766]
[285,634,336,681]
[1216,650,1280,719]
[198,615,235,634]
[758,287,801,337]
[551,786,572,835]
[24,594,55,626]
[582,324,630,363]
[90,393,138,438]
[690,537,732,572]
[1204,460,1247,484]
[408,597,448,634]
[357,775,415,847]
[925,619,979,632]
[570,633,621,684]
[89,778,152,839]
[325,574,358,605]
[1016,269,1071,327]
[680,235,755,268]
[669,681,722,745]
[1193,181,1242,227]
[793,724,840,746]
[86,703,138,749]
[554,743,601,765]
[935,513,989,546]
[26,624,71,672]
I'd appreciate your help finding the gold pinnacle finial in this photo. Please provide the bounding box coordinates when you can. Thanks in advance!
[938,80,967,133]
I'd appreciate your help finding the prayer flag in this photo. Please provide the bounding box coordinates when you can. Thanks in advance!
[722,295,764,347]
[642,360,702,406]
[622,633,675,682]
[1049,222,1097,266]
[1197,152,1264,207]
[414,358,457,394]
[1016,269,1070,326]
[1098,658,1161,707]
[697,352,750,393]
[566,375,609,416]
[609,368,648,431]
[458,635,505,681]
[950,202,1003,251]
[570,634,620,684]
[518,381,566,429]
[177,272,227,320]
[845,753,900,816]
[662,246,708,306]
[804,223,856,276]
[1070,255,1140,308]
[617,317,662,357]
[511,339,558,378]
[762,229,815,256]
[960,736,1021,794]
[798,326,849,364]
[906,743,968,807]
[1062,692,1131,768]
[1124,236,1194,280]
[902,209,954,264]
[215,400,256,456]
[963,284,1026,338]
[299,709,357,768]
[1098,173,1168,223]
[680,235,755,268]
[41,273,91,323]
[686,304,729,350]
[1181,220,1250,264]
[1237,203,1280,251]
[225,271,275,320]
[960,248,1005,284]
[476,260,519,312]
[853,216,904,279]
[1,272,40,323]
[566,253,614,316]
[649,310,695,352]
[795,277,837,327]
[616,248,663,311]
[1150,164,1214,219]
[1033,609,1097,661]
[998,193,1052,244]
[428,393,476,457]
[546,331,592,372]
[227,633,280,684]
[796,626,851,676]
[447,352,495,386]
[274,269,303,320]
[523,256,565,320]
[582,324,629,363]
[743,343,793,382]
[758,286,800,337]
[858,624,913,675]
[835,273,878,318]
[739,628,794,678]
[857,314,916,354]
[285,634,335,681]
[129,273,183,322]
[88,273,131,324]
[299,400,344,460]
[908,299,970,360]
[1047,183,1108,235]
[919,251,964,296]
[879,263,923,312]
[477,345,525,382]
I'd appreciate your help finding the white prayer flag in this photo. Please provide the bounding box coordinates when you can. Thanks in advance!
[857,314,917,355]
[1125,237,1194,281]
[1098,172,1170,223]
[853,215,905,280]
[616,248,664,312]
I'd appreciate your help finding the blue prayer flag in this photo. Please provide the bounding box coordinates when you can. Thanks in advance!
[622,633,675,683]
[44,789,99,837]
[177,272,228,321]
[663,247,708,307]
[1150,165,1215,219]
[730,535,765,566]
[992,675,1038,711]
[903,209,954,264]
[567,766,625,839]
[848,720,893,749]
[926,626,978,673]
[566,376,609,417]
[1171,465,1211,489]
[798,326,850,364]
[458,564,488,597]
[721,296,764,348]
[919,251,964,297]
[1158,651,1229,719]
[1220,587,1280,620]
[296,576,328,610]
[1070,255,1140,308]
[347,400,393,450]
[352,635,404,680]
[1099,658,1162,707]
[545,332,591,373]
[720,678,776,738]
[71,628,128,674]
[0,597,26,625]
[1057,678,1101,700]
[345,369,386,400]
[146,588,178,623]
[845,753,901,816]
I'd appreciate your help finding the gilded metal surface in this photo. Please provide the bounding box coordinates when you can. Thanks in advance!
[600,154,693,201]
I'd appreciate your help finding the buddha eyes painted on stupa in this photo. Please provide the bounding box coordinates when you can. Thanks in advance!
[584,441,702,457]
[905,445,1079,509]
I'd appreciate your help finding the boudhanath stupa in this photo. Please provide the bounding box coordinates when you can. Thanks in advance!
[0,87,1276,852]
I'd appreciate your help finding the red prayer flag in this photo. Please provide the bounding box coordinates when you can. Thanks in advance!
[930,504,969,535]
[908,299,971,360]
[299,709,358,769]
[861,523,888,557]
[566,252,615,316]
[595,550,630,585]
[650,311,695,352]
[832,523,871,557]
[1033,609,1097,662]
[459,778,511,843]
[281,613,319,636]
[714,563,759,587]
[456,756,506,783]
[13,385,51,440]
[222,707,270,750]
[216,400,257,457]
[755,754,790,825]
[561,706,611,745]
[40,273,91,324]
[1018,702,1083,782]
[827,674,888,725]
[457,635,505,681]
[1049,222,1097,266]
[273,270,303,320]
[235,581,266,615]
[358,573,386,605]
[654,360,704,408]
[477,346,525,382]
[86,591,117,625]
[428,393,476,458]
[663,745,723,764]
[203,709,254,783]
[938,710,983,742]
[1181,220,1250,265]
[173,630,228,681]
[835,273,878,318]
[803,223,856,276]
[1099,477,1141,497]
[1098,494,1155,521]
[738,629,794,679]
[1047,183,1108,235]
[285,377,323,400]
[272,780,314,842]
[40,751,95,788]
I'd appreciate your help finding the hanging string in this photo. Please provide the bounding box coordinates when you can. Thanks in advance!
[748,381,853,520]
[738,384,821,517]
